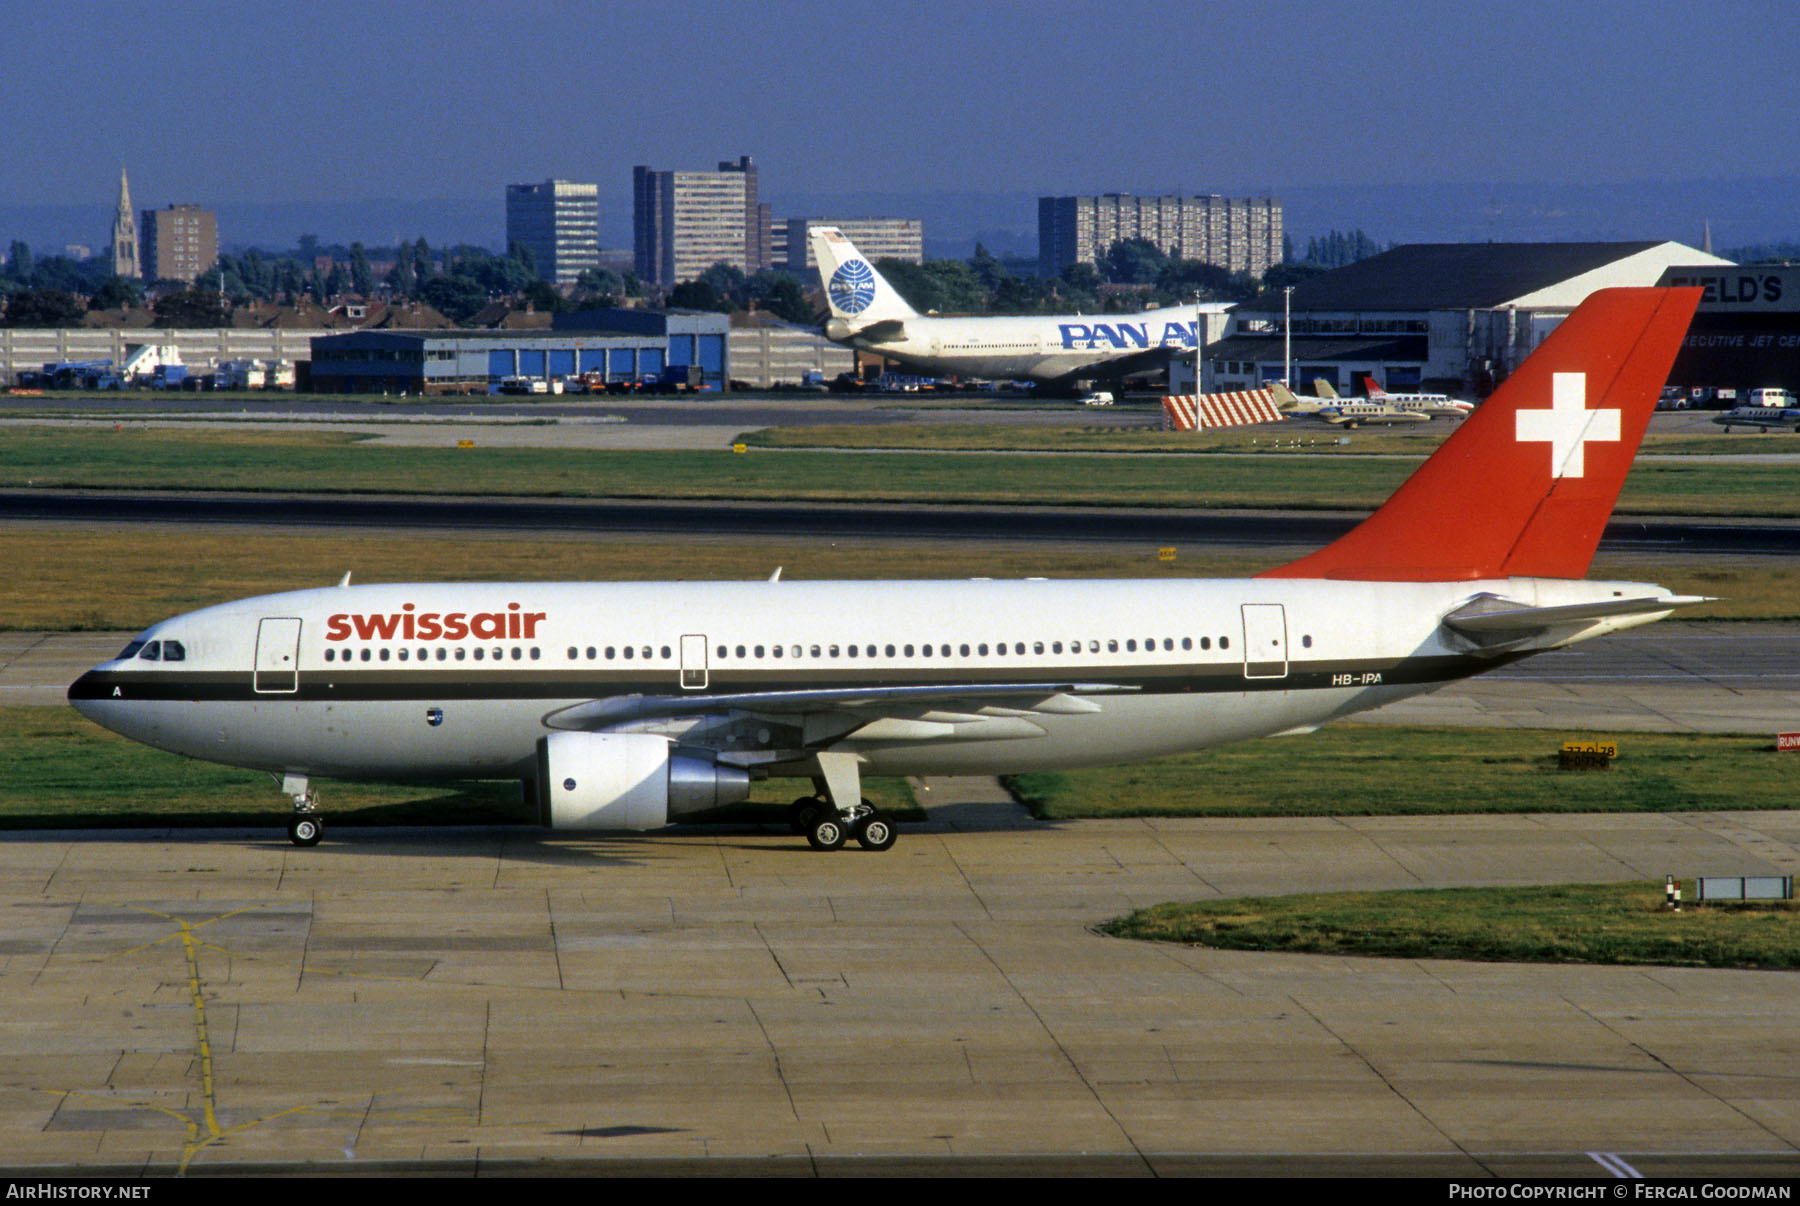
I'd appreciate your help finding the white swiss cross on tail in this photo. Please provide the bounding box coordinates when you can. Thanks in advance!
[1513,372,1620,478]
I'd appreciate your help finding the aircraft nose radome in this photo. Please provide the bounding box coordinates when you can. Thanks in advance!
[67,669,109,714]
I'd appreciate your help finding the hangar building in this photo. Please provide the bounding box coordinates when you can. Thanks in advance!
[1203,240,1728,397]
[1656,264,1800,395]
[308,310,729,394]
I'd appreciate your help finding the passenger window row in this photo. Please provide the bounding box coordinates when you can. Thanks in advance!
[318,634,1315,667]
[557,636,1234,662]
[324,646,542,663]
[565,645,674,661]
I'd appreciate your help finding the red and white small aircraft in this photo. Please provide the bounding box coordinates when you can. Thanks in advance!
[1360,374,1476,415]
[71,288,1703,851]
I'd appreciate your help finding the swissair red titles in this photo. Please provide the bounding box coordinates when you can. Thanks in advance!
[324,602,548,643]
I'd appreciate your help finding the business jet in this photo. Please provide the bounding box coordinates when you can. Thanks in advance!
[70,288,1704,853]
[811,226,1229,390]
[1714,390,1800,431]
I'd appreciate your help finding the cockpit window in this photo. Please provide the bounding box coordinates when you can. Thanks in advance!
[162,641,186,662]
[138,641,161,661]
[117,640,147,660]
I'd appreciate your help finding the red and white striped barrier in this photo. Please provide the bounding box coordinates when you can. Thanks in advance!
[1162,389,1285,431]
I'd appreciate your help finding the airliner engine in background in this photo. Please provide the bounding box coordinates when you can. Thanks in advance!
[70,289,1704,854]
[810,226,1229,390]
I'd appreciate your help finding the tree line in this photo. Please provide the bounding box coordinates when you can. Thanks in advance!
[0,226,1393,329]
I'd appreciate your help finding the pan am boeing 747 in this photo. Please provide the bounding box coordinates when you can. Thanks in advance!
[811,226,1225,390]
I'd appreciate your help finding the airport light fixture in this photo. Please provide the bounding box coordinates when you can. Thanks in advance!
[1284,286,1293,388]
[1193,291,1206,394]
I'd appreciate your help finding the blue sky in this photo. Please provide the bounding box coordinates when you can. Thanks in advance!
[7,0,1798,249]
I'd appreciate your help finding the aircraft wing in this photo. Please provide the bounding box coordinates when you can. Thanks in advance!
[543,680,1136,746]
[1031,346,1178,390]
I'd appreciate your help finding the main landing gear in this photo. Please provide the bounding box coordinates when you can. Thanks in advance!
[787,796,898,852]
[787,750,898,852]
[283,773,324,847]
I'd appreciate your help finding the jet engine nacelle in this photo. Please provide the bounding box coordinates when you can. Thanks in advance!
[535,731,750,830]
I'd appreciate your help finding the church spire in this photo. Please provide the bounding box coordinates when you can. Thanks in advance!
[111,166,140,280]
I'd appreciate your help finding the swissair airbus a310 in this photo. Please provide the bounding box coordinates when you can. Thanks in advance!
[71,288,1704,852]
[811,225,1227,390]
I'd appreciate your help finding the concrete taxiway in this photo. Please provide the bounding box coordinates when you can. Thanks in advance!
[0,808,1796,1176]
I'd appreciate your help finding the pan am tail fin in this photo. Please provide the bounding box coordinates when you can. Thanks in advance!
[810,226,919,331]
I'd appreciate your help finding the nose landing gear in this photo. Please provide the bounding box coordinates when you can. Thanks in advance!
[282,773,324,847]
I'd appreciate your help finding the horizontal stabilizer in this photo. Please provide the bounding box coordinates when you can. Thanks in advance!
[1442,593,1710,635]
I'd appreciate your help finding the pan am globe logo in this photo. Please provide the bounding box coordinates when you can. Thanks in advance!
[828,259,878,315]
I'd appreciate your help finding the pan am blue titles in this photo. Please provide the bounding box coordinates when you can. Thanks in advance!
[71,288,1705,851]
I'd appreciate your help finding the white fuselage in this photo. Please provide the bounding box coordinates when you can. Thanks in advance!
[838,307,1203,383]
[70,576,1672,786]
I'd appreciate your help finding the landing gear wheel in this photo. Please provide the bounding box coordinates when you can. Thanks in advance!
[854,812,897,852]
[288,815,324,847]
[788,796,824,835]
[806,812,848,851]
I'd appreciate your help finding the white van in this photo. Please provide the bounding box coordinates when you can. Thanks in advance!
[1747,388,1795,408]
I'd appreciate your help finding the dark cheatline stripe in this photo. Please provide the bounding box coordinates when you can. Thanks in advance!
[69,653,1515,704]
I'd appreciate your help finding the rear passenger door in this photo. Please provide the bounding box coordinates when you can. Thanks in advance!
[1240,604,1288,680]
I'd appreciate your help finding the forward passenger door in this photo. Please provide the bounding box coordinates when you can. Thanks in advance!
[254,617,302,694]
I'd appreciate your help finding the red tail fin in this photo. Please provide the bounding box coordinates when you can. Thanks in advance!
[1259,287,1700,582]
[1362,374,1386,398]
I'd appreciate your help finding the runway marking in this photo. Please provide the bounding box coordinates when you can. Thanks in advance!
[32,902,478,1173]
[1588,1150,1643,1177]
[121,904,319,1172]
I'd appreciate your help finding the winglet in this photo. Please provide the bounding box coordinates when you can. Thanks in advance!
[1259,287,1701,581]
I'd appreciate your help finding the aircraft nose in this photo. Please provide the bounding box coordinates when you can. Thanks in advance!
[67,668,110,721]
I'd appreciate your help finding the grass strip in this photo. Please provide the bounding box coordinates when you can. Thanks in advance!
[1103,882,1800,969]
[2,424,1798,515]
[2,707,917,830]
[1005,725,1792,819]
[735,422,1426,455]
[739,421,1800,458]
